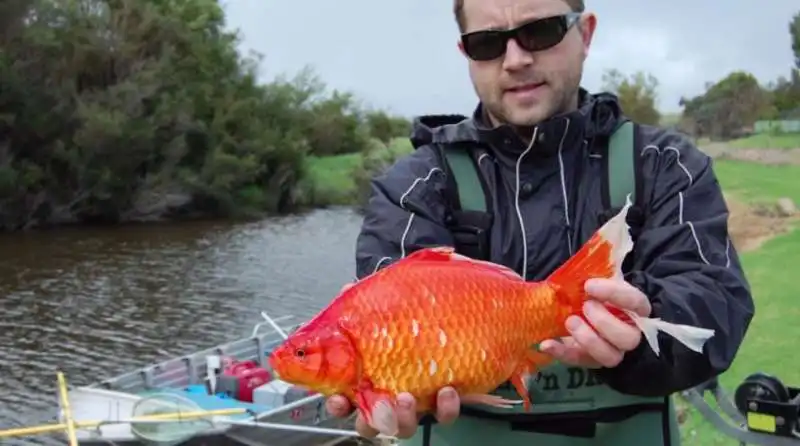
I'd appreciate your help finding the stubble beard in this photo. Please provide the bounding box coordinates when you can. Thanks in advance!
[483,82,579,138]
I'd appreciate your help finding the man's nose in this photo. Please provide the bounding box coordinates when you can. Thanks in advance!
[502,38,534,70]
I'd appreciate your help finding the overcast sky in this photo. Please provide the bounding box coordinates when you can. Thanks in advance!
[221,1,798,118]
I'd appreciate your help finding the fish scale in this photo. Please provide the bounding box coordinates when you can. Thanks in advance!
[269,199,717,436]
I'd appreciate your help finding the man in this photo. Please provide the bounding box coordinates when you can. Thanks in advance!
[325,0,755,444]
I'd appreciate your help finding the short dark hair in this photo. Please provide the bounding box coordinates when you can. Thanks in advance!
[453,0,585,33]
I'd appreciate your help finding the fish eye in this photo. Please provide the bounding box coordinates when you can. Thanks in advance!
[295,348,305,358]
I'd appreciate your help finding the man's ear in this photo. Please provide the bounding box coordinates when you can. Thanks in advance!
[579,12,597,59]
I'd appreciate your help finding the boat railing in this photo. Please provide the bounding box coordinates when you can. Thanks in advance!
[250,312,296,338]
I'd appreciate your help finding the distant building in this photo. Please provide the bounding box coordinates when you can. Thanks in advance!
[753,120,800,134]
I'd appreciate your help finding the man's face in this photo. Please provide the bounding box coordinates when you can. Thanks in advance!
[458,0,596,128]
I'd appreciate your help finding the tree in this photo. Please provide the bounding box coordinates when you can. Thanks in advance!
[768,71,800,118]
[364,110,412,145]
[679,71,773,139]
[601,69,661,126]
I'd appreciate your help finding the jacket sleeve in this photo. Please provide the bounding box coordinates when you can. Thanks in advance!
[354,145,456,280]
[592,126,756,397]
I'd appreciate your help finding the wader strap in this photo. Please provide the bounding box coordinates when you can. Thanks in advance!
[419,414,436,446]
[442,145,486,212]
[436,144,494,261]
[607,120,636,208]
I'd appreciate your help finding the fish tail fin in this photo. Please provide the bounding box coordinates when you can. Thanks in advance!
[544,195,634,313]
[622,310,716,356]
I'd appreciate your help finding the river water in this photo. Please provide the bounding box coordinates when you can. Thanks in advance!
[0,207,364,445]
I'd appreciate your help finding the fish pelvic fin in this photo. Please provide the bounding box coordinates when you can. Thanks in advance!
[354,379,399,436]
[544,195,634,313]
[509,349,556,412]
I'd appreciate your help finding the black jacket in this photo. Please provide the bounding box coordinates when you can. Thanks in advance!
[353,89,755,397]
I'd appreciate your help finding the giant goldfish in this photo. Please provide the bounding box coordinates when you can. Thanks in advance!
[268,198,716,435]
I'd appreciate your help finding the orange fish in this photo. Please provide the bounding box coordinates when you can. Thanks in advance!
[268,198,715,435]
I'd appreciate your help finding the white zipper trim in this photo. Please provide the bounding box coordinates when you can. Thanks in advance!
[372,166,442,274]
[556,118,573,255]
[514,127,539,280]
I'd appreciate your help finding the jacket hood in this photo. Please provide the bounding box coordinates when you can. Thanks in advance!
[409,89,625,162]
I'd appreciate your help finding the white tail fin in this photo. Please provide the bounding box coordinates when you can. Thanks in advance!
[623,309,715,356]
[597,194,635,282]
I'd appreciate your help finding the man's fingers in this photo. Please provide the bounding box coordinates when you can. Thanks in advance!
[395,393,419,438]
[539,338,600,368]
[583,301,641,352]
[325,395,353,418]
[585,278,651,316]
[435,387,460,424]
[561,337,603,367]
[566,315,623,368]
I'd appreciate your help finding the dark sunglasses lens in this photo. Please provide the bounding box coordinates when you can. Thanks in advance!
[463,32,507,61]
[516,16,569,51]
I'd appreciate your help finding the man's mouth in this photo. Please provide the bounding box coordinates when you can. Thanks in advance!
[505,82,546,94]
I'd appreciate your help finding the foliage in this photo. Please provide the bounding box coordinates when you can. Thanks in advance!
[352,137,414,211]
[298,136,414,210]
[0,0,410,231]
[601,69,661,126]
[768,69,800,118]
[678,72,774,140]
[363,110,412,145]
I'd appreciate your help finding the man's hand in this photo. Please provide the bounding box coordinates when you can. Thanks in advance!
[540,278,651,369]
[325,388,460,438]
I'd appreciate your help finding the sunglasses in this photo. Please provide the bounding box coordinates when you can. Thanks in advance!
[460,12,582,61]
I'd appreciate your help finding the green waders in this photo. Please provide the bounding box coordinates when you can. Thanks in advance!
[404,121,681,446]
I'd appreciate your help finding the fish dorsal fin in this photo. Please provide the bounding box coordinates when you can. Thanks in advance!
[405,247,523,281]
[404,246,456,262]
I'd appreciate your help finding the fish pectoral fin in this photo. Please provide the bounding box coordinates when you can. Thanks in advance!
[354,380,398,436]
[461,393,524,409]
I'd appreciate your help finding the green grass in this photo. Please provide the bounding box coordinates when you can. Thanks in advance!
[727,132,800,150]
[304,152,362,205]
[303,137,414,207]
[677,159,800,444]
[712,159,800,204]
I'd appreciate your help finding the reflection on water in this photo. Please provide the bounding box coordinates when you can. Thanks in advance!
[0,207,363,444]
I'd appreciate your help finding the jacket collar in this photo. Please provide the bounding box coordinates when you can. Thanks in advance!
[410,88,625,170]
